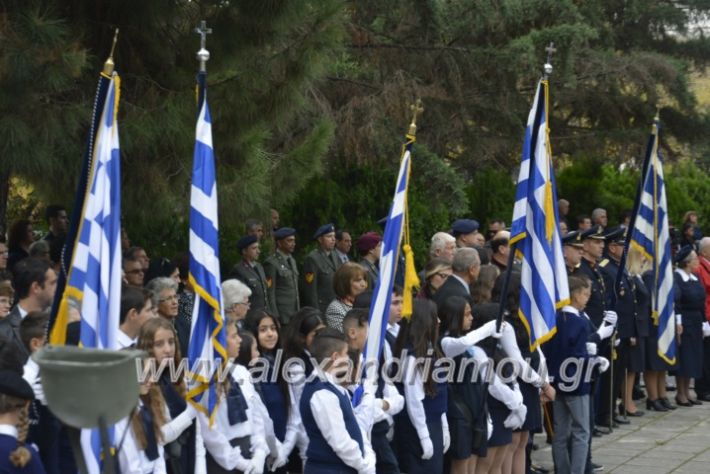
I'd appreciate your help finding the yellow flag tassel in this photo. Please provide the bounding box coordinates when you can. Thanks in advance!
[401,244,420,319]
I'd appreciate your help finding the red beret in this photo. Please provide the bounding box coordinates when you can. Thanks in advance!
[356,232,382,255]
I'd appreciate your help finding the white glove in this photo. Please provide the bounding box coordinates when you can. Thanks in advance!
[614,338,621,347]
[269,444,289,471]
[443,425,451,453]
[603,310,618,326]
[596,323,614,340]
[503,405,527,429]
[492,321,507,339]
[185,403,197,419]
[703,322,710,338]
[420,436,434,460]
[586,342,597,356]
[29,375,46,405]
[244,452,265,474]
[596,356,610,373]
[676,314,683,325]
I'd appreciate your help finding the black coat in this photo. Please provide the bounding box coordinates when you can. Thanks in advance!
[432,275,471,309]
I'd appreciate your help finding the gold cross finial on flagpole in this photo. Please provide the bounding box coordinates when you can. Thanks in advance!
[102,28,119,76]
[408,99,424,136]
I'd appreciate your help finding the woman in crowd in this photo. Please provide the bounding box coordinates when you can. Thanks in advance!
[222,279,252,329]
[672,246,707,406]
[325,262,368,332]
[6,220,34,272]
[471,264,500,304]
[418,258,453,300]
[137,318,204,474]
[146,277,190,358]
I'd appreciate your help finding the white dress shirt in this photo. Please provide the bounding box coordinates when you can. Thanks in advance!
[159,404,206,474]
[22,357,45,405]
[198,364,268,471]
[116,404,167,474]
[402,355,449,442]
[117,329,135,349]
[309,372,375,473]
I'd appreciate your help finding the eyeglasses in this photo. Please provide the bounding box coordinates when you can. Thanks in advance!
[236,300,251,306]
[159,294,178,303]
[435,272,452,279]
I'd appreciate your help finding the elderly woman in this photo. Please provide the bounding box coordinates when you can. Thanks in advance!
[673,246,707,406]
[222,278,252,329]
[418,258,453,300]
[146,276,190,357]
[325,262,368,332]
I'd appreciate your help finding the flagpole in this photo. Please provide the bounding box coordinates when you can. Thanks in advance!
[495,43,556,333]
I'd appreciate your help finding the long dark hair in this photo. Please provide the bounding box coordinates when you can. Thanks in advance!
[492,272,529,350]
[438,296,469,338]
[394,299,442,396]
[236,331,256,367]
[245,311,281,355]
[283,307,324,360]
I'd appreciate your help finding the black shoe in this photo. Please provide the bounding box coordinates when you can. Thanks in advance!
[596,420,618,429]
[689,398,703,405]
[697,393,710,402]
[646,399,669,412]
[591,462,605,472]
[530,463,550,474]
[592,429,603,438]
[660,397,677,410]
[675,397,693,407]
[613,415,631,424]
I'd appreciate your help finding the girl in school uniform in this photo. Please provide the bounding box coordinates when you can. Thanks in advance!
[282,307,327,465]
[245,312,300,473]
[197,321,268,474]
[137,318,206,474]
[393,299,450,474]
[0,370,46,474]
[439,296,501,474]
[117,355,169,474]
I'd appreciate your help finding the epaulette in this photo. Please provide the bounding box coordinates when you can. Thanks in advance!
[599,258,609,268]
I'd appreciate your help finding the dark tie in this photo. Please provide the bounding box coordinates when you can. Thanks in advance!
[139,406,159,461]
[226,381,249,425]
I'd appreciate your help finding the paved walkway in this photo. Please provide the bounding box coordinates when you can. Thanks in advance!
[532,398,710,473]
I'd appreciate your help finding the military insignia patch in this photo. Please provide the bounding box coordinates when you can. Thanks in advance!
[305,272,314,284]
[266,277,272,288]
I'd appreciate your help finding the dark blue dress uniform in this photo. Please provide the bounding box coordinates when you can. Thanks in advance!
[674,268,706,378]
[642,271,675,371]
[573,257,610,329]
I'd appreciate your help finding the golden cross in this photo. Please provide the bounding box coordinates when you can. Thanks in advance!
[408,99,424,136]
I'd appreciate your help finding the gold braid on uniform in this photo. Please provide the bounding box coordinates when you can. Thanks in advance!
[8,398,32,468]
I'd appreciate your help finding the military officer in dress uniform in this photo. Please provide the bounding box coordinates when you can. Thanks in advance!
[301,224,339,313]
[230,235,274,320]
[356,231,382,290]
[263,227,300,327]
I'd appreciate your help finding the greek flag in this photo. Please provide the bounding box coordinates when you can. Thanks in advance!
[186,71,228,424]
[352,141,413,406]
[510,80,569,349]
[49,72,122,473]
[629,119,676,365]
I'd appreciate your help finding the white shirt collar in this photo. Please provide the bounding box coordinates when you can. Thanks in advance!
[562,305,580,316]
[323,372,349,395]
[17,304,28,319]
[451,274,471,294]
[676,268,698,282]
[387,323,400,336]
[0,424,18,438]
[117,329,135,349]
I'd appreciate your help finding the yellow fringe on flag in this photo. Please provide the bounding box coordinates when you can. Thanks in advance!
[401,244,420,318]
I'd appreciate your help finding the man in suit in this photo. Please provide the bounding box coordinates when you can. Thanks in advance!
[0,258,57,363]
[301,224,339,313]
[263,227,300,326]
[230,235,274,320]
[334,230,352,265]
[432,247,480,309]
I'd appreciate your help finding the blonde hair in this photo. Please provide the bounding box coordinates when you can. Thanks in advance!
[0,394,31,468]
[626,246,651,277]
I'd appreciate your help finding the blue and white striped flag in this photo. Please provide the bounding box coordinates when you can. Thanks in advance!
[629,120,676,365]
[186,72,228,425]
[55,71,122,473]
[510,80,569,349]
[353,141,413,406]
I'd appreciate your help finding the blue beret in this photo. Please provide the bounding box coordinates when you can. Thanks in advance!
[561,230,584,247]
[0,370,34,400]
[674,245,694,265]
[451,219,480,236]
[313,223,335,239]
[236,235,258,251]
[273,227,296,240]
[580,225,605,240]
[604,226,627,244]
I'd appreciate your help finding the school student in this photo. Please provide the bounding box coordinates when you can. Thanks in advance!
[0,370,47,473]
[281,307,326,463]
[136,318,205,474]
[197,321,268,474]
[393,299,450,474]
[244,312,300,473]
[299,327,376,473]
[438,296,502,474]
